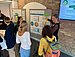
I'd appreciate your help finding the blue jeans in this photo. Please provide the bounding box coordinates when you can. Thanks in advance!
[20,47,30,57]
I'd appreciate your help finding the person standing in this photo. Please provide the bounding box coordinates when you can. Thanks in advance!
[38,25,60,57]
[14,16,23,34]
[14,16,23,57]
[48,14,60,41]
[38,25,55,57]
[16,21,31,57]
[0,34,9,57]
[4,17,16,57]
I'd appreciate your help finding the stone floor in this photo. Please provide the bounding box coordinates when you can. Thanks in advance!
[9,38,72,57]
[59,20,75,57]
[31,39,72,57]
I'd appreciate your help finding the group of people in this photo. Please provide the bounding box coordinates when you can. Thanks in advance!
[38,14,60,57]
[0,11,60,57]
[0,15,31,57]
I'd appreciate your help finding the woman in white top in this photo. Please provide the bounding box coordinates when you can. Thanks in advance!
[16,21,31,57]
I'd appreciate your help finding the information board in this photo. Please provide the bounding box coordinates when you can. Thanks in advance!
[30,9,51,39]
[30,10,45,35]
[59,0,75,20]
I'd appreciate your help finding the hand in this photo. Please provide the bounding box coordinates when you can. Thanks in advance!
[18,31,23,36]
[0,33,3,37]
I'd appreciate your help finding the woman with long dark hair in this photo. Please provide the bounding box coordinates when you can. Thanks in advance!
[48,14,60,41]
[38,25,56,57]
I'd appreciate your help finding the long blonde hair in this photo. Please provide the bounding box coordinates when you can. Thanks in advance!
[18,21,28,36]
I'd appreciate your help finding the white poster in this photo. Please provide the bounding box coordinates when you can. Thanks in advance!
[30,10,45,34]
[59,0,75,20]
[30,10,51,34]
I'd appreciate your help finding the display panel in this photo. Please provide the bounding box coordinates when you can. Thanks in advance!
[30,9,51,39]
[59,0,75,20]
[30,10,45,35]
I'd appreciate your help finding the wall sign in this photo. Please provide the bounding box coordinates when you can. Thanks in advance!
[59,0,75,20]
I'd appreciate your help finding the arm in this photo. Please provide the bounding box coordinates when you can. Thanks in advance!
[0,37,7,50]
[47,19,54,26]
[16,32,20,44]
[47,19,54,24]
[0,33,3,37]
[38,39,44,56]
[27,32,31,46]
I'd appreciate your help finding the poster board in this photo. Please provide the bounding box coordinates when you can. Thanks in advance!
[30,9,51,39]
[59,0,75,20]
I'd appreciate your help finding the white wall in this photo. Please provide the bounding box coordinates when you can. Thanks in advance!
[0,3,11,17]
[0,1,18,18]
[12,1,18,8]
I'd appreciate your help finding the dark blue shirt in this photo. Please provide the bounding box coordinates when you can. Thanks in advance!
[4,22,16,49]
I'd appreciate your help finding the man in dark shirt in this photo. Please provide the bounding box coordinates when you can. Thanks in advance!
[4,17,16,57]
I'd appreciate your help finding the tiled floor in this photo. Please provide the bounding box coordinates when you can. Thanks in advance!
[60,52,72,57]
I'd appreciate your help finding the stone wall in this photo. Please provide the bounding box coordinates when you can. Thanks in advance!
[18,0,60,12]
[59,20,75,56]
